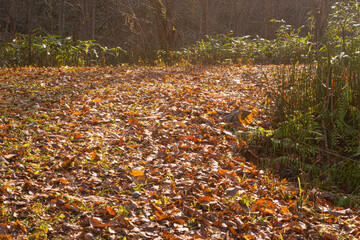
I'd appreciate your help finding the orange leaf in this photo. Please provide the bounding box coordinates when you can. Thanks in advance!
[293,226,304,234]
[90,151,99,161]
[155,211,167,220]
[92,99,102,103]
[90,217,102,225]
[234,157,246,162]
[72,112,82,115]
[107,207,116,216]
[243,235,256,240]
[198,196,214,203]
[183,135,195,141]
[279,206,290,214]
[129,118,139,125]
[60,178,68,184]
[15,220,27,232]
[130,169,144,177]
[0,235,12,240]
[149,191,158,198]
[217,168,227,175]
[192,234,205,239]
[74,133,82,139]
[94,223,111,228]
[127,144,139,148]
[82,105,90,111]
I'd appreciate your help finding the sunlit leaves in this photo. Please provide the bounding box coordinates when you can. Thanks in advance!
[0,66,358,239]
[238,111,253,126]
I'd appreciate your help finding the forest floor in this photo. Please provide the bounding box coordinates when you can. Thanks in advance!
[0,66,359,239]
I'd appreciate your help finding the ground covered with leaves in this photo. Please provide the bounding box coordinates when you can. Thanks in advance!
[0,66,359,239]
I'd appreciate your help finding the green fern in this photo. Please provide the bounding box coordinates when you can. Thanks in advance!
[329,88,360,156]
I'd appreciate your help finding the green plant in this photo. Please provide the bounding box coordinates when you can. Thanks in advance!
[0,30,127,67]
[265,1,360,197]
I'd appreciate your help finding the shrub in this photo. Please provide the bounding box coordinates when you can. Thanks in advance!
[267,1,360,195]
[0,30,127,67]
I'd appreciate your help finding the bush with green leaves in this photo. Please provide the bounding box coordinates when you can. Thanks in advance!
[0,30,126,67]
[266,1,360,196]
[158,22,312,65]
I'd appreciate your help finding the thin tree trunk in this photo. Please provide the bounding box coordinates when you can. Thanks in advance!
[10,0,17,38]
[79,0,96,40]
[27,0,33,65]
[314,0,329,44]
[45,0,54,34]
[91,0,95,40]
[148,0,177,50]
[199,0,208,38]
[80,0,86,39]
[58,0,64,35]
[265,0,274,39]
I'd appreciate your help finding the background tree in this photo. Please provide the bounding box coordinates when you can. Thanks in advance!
[0,0,338,57]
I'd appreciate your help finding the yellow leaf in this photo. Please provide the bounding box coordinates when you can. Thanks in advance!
[130,169,144,177]
[238,110,253,126]
[92,99,102,103]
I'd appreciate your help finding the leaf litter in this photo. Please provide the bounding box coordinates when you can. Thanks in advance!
[0,66,359,239]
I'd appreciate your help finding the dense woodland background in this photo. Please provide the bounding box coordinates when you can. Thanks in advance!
[0,0,334,55]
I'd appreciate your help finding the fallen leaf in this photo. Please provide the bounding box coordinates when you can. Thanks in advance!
[130,169,144,177]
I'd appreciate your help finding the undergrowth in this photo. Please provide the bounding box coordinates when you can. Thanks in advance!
[0,30,126,67]
[254,1,360,207]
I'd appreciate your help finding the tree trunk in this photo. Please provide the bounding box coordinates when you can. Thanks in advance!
[314,0,329,44]
[10,0,17,38]
[27,0,33,66]
[265,0,274,39]
[44,0,54,34]
[91,0,95,40]
[199,0,208,38]
[58,0,64,36]
[148,0,177,50]
[79,0,96,40]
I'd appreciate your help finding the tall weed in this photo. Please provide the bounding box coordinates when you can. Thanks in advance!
[267,1,360,197]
